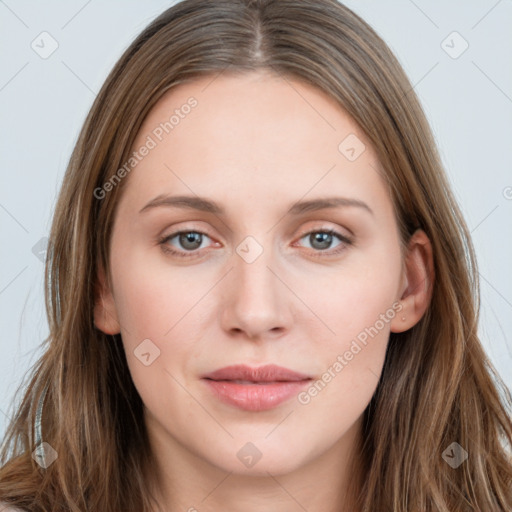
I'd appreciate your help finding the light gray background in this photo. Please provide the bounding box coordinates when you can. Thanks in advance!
[1,0,511,441]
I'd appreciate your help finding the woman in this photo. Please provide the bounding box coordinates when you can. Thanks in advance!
[1,0,511,510]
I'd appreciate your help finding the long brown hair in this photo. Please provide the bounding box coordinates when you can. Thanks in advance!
[1,1,511,510]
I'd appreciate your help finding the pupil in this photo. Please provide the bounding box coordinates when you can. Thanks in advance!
[180,232,202,250]
[311,232,331,250]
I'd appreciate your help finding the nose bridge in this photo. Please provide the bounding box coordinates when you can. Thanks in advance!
[222,233,291,338]
[234,234,278,303]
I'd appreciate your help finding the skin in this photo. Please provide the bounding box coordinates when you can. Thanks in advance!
[94,71,433,512]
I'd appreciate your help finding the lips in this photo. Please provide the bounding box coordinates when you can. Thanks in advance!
[202,364,311,383]
[201,364,313,411]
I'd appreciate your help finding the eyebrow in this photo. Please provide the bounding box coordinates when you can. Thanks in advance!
[139,194,374,216]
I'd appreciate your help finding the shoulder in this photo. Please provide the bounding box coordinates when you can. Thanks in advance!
[0,504,25,512]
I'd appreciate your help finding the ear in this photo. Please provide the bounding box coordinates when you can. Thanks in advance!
[390,229,434,333]
[93,262,121,335]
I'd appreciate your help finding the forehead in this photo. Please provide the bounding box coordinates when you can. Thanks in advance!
[136,70,365,159]
[118,71,388,218]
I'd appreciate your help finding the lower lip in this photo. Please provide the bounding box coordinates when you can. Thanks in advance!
[202,379,311,411]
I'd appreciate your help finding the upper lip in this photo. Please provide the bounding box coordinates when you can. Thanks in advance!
[202,364,312,382]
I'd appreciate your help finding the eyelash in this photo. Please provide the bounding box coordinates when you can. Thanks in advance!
[158,228,353,259]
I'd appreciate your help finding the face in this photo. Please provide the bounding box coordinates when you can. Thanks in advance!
[95,71,415,477]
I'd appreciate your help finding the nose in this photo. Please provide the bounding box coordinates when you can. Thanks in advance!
[220,237,294,342]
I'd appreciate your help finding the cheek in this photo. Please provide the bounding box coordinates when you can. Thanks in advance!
[110,253,200,414]
[109,245,211,384]
[111,246,196,341]
[303,244,402,399]
[313,253,401,343]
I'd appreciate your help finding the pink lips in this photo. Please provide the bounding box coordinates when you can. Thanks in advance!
[201,364,312,411]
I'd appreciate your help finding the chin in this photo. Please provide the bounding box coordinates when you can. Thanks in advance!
[205,439,313,477]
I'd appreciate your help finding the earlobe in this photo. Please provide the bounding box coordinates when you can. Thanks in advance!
[93,263,121,335]
[391,229,434,333]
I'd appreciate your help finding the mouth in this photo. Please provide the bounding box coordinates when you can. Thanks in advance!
[210,379,295,385]
[201,364,313,411]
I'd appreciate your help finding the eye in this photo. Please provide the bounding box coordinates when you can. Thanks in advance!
[158,227,353,259]
[295,229,352,257]
[159,230,215,258]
